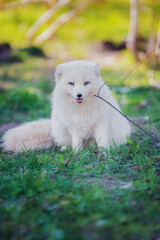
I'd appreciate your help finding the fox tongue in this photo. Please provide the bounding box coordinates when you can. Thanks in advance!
[76,98,83,103]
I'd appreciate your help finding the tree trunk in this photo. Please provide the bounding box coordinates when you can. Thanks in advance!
[126,0,139,60]
[147,0,157,54]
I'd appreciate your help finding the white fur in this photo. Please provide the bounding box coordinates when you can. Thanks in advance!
[51,60,131,150]
[2,119,53,152]
[1,60,131,152]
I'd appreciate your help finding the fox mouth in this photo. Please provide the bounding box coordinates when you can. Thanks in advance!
[76,98,83,104]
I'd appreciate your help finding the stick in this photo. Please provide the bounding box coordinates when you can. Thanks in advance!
[101,45,160,102]
[64,150,73,167]
[64,133,90,167]
[120,45,160,86]
[94,94,160,143]
[98,45,160,102]
[95,46,160,143]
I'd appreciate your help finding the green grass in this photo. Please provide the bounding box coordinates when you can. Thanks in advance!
[0,1,160,238]
[0,52,160,240]
[0,142,160,240]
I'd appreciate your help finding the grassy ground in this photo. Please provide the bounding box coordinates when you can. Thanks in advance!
[0,1,160,239]
[0,50,160,240]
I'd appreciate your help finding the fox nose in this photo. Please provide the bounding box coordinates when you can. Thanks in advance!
[77,93,82,98]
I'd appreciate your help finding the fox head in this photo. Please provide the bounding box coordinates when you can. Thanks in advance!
[55,60,101,105]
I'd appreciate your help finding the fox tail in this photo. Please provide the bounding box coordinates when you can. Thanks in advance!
[1,119,54,152]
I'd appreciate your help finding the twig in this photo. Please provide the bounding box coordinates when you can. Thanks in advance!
[64,133,90,167]
[120,45,160,86]
[94,94,160,143]
[97,82,107,96]
[27,0,71,41]
[0,0,55,10]
[102,45,160,101]
[64,150,73,167]
[98,46,160,100]
[96,46,160,143]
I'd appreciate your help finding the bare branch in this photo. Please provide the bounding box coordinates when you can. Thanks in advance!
[105,45,160,102]
[27,0,71,42]
[0,0,55,10]
[97,82,107,96]
[64,150,73,167]
[34,0,91,45]
[64,133,90,167]
[94,94,160,144]
[120,45,160,87]
[95,46,160,144]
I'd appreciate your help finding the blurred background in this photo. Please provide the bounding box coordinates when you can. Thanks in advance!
[1,0,160,61]
[0,0,160,125]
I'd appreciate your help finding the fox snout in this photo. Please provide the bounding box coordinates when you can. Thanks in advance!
[76,93,83,104]
[77,93,82,98]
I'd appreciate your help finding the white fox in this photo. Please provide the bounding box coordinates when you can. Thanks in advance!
[2,60,131,152]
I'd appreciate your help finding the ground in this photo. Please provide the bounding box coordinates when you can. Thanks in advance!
[0,47,160,240]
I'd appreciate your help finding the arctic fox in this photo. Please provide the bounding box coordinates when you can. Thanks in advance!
[2,60,131,152]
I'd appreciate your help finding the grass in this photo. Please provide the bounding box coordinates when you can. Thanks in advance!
[0,51,160,240]
[0,143,160,240]
[0,1,160,238]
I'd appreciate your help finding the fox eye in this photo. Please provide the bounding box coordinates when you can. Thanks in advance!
[84,81,90,86]
[69,82,74,86]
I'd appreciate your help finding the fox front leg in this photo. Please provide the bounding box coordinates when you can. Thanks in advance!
[71,131,83,151]
[94,123,109,149]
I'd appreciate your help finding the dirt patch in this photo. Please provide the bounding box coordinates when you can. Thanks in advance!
[0,122,21,134]
[101,176,133,190]
[130,116,149,125]
[75,174,133,191]
[88,43,121,67]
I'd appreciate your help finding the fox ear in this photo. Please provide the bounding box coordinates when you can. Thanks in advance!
[94,62,101,77]
[55,64,63,81]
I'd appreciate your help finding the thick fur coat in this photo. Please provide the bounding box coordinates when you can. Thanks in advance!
[2,60,131,152]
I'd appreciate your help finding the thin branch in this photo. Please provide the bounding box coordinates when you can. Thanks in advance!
[97,82,107,96]
[95,46,160,143]
[27,0,71,42]
[64,150,73,167]
[64,133,90,167]
[0,0,55,10]
[96,46,160,143]
[103,45,160,102]
[94,94,160,143]
[34,0,91,45]
[118,45,160,87]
